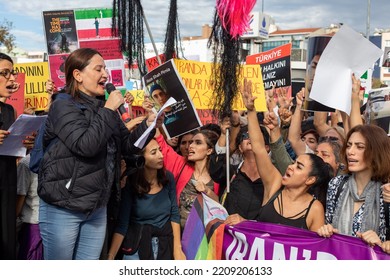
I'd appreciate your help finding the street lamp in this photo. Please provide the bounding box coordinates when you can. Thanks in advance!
[366,0,371,38]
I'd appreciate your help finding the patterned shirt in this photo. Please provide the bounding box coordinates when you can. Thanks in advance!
[326,175,389,241]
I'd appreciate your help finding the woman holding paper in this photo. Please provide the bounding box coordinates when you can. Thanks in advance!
[0,52,20,259]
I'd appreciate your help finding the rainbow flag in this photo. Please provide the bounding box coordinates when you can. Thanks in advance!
[181,194,228,260]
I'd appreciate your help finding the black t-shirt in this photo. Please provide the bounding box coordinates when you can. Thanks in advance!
[224,169,264,220]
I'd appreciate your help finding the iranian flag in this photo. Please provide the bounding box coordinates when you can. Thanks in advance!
[75,8,115,40]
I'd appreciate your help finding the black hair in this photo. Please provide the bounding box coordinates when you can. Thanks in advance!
[201,123,221,138]
[235,125,270,150]
[306,153,333,207]
[127,139,168,196]
[186,129,219,168]
[0,53,13,64]
[177,130,197,155]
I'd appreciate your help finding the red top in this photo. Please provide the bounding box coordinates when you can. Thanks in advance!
[156,134,219,204]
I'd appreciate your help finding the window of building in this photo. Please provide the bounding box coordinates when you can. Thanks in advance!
[262,40,301,52]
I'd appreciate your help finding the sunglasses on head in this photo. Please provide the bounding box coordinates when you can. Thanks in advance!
[241,131,249,141]
[319,136,339,143]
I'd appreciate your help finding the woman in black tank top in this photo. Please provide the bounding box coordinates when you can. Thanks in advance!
[224,80,333,232]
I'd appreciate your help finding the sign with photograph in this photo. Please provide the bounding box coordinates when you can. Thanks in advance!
[364,87,390,135]
[142,59,202,138]
[42,10,78,55]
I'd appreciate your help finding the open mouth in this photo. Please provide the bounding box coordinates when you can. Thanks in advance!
[283,171,292,179]
[348,158,358,164]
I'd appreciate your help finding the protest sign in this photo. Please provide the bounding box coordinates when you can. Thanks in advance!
[131,60,266,112]
[14,63,50,111]
[306,25,383,114]
[43,7,126,91]
[175,59,266,111]
[143,59,202,138]
[6,73,25,117]
[364,87,390,135]
[382,47,390,68]
[74,7,114,40]
[302,35,334,112]
[182,194,390,260]
[223,221,390,260]
[246,43,292,91]
[42,10,78,55]
[146,54,168,72]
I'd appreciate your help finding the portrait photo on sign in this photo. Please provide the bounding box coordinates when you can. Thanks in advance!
[364,87,390,135]
[143,59,202,139]
[303,35,335,113]
[382,47,390,68]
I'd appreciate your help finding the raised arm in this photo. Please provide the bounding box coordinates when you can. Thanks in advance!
[241,79,282,201]
[264,110,293,175]
[287,88,307,155]
[349,74,364,129]
[313,111,331,137]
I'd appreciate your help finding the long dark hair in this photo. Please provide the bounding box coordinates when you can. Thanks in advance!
[341,124,390,182]
[186,129,219,168]
[306,153,333,207]
[128,140,169,196]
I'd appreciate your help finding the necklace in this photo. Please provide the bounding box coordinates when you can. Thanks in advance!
[194,166,206,181]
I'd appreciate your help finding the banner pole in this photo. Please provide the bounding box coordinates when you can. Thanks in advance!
[142,10,162,65]
[226,128,230,193]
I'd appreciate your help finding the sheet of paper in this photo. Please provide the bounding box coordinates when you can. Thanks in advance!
[134,97,177,148]
[309,25,383,115]
[0,114,47,157]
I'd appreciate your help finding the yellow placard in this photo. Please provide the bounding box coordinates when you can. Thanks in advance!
[131,59,266,112]
[174,59,266,111]
[14,62,50,111]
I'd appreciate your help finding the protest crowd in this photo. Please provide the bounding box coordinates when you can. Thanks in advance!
[1,7,390,261]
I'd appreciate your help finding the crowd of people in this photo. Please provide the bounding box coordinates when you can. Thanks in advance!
[1,47,390,260]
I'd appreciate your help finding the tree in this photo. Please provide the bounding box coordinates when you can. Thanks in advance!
[0,19,16,53]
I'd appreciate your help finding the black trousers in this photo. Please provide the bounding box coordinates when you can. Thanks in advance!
[0,156,17,260]
[0,186,16,260]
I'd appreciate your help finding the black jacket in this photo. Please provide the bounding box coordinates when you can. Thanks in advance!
[38,92,150,213]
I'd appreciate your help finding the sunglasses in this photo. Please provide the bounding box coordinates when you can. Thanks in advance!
[241,131,250,141]
[319,136,339,143]
[0,69,18,79]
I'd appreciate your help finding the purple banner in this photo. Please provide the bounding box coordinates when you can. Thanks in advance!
[223,221,390,260]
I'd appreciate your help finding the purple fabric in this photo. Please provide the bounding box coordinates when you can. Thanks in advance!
[18,223,43,260]
[222,221,390,260]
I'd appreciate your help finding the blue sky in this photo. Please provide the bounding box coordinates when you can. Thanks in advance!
[1,0,389,52]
